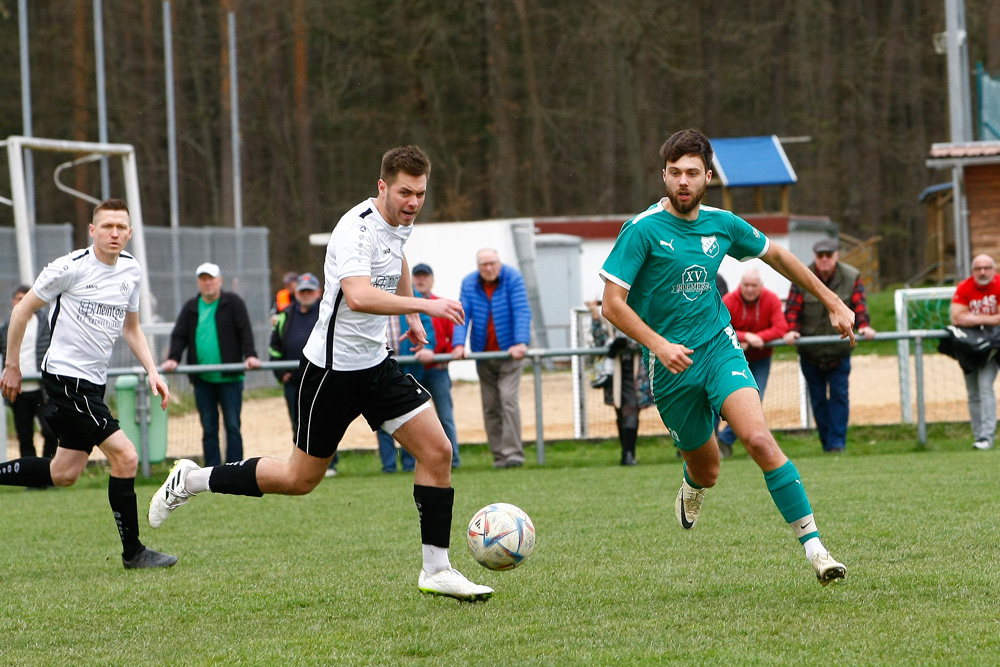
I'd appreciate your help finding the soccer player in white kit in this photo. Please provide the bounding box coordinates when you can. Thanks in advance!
[149,146,493,601]
[0,198,176,569]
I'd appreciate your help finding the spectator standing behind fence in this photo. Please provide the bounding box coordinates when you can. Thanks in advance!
[716,268,788,458]
[161,262,261,467]
[376,293,436,473]
[270,271,299,326]
[452,249,532,469]
[950,254,1000,450]
[0,198,175,569]
[782,238,876,453]
[586,299,653,466]
[410,263,461,468]
[1,285,58,468]
[269,272,337,476]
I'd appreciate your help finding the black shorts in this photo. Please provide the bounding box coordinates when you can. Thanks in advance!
[295,356,431,458]
[42,372,121,454]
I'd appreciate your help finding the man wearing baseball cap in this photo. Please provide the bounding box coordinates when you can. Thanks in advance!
[162,262,261,466]
[783,238,877,453]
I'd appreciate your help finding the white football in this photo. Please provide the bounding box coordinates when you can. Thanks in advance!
[467,502,536,570]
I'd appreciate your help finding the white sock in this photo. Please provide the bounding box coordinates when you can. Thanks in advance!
[185,467,212,494]
[422,545,451,574]
[803,537,826,560]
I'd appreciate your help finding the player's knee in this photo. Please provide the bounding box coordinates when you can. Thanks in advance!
[287,474,322,496]
[741,428,779,458]
[50,469,79,487]
[417,439,452,470]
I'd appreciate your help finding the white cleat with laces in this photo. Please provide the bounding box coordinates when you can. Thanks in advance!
[811,551,847,586]
[675,478,707,530]
[148,459,200,528]
[418,567,494,602]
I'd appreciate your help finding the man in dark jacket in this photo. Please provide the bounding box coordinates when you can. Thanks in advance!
[1,285,57,462]
[783,239,876,453]
[162,263,261,466]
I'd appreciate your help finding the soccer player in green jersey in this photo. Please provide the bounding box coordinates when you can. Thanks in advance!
[600,129,854,585]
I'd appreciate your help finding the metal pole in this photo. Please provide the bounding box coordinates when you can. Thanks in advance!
[944,0,974,143]
[136,374,151,478]
[915,336,927,447]
[228,12,244,286]
[18,0,36,229]
[164,1,183,313]
[532,353,545,464]
[94,0,111,199]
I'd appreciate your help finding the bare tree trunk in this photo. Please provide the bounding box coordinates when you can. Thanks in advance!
[294,0,319,232]
[511,0,551,215]
[72,0,90,242]
[485,0,518,218]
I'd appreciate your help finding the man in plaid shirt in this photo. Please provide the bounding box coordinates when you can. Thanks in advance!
[783,238,877,453]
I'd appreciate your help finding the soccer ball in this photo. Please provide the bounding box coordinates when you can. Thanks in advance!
[467,503,536,570]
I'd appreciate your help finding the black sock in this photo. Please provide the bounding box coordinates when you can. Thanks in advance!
[0,457,53,487]
[108,476,143,560]
[413,485,454,548]
[208,458,263,497]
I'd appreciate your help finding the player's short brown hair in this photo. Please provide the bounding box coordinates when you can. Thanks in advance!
[380,146,431,185]
[659,129,714,172]
[93,198,130,223]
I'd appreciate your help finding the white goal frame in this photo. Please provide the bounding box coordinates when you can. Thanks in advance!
[894,285,956,423]
[2,135,153,323]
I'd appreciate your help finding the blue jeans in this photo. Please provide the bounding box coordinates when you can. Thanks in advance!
[420,366,460,467]
[718,357,773,446]
[193,380,244,467]
[378,429,415,473]
[799,356,851,451]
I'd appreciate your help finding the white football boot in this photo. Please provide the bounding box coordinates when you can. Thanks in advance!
[810,551,847,586]
[148,459,200,528]
[418,568,494,602]
[675,478,706,530]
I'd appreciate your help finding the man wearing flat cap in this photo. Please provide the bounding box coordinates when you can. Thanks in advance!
[782,238,876,453]
[162,262,261,466]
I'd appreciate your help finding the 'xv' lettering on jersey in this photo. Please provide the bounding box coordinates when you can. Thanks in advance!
[671,265,712,302]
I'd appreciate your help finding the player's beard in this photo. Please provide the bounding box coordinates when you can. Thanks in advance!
[666,181,707,215]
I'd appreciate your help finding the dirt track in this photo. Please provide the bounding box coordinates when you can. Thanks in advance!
[6,354,987,463]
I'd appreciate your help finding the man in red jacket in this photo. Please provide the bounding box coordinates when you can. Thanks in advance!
[717,267,788,457]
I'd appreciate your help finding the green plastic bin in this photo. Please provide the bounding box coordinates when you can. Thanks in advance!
[114,374,168,464]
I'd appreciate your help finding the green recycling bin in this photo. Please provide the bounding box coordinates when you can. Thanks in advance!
[114,374,168,464]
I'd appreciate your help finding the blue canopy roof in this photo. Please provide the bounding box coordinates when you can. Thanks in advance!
[709,135,797,187]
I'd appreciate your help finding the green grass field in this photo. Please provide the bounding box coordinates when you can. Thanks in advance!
[1,426,997,666]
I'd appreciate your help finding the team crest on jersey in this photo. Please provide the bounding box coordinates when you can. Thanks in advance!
[671,264,712,302]
[701,235,720,258]
[120,281,131,296]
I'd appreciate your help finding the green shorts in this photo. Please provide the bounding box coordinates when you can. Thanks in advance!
[647,326,759,451]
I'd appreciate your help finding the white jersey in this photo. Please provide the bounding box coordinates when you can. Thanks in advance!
[32,246,142,385]
[303,198,412,371]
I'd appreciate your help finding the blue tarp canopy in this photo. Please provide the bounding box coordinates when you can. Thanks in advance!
[709,135,797,187]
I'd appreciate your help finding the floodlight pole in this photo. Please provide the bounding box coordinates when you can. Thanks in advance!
[94,0,111,200]
[164,1,183,313]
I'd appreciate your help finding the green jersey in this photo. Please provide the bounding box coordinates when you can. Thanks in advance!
[600,201,769,349]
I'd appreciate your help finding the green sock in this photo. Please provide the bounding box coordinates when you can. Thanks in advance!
[764,461,819,544]
[682,463,703,489]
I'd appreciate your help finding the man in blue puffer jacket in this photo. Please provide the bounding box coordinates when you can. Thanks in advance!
[452,249,532,468]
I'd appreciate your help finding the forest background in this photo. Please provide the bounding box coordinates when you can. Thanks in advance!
[1,0,999,287]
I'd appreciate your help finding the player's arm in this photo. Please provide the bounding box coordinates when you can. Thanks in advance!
[1,289,47,401]
[761,244,856,345]
[123,311,170,410]
[950,301,1000,327]
[341,276,465,325]
[600,280,693,374]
